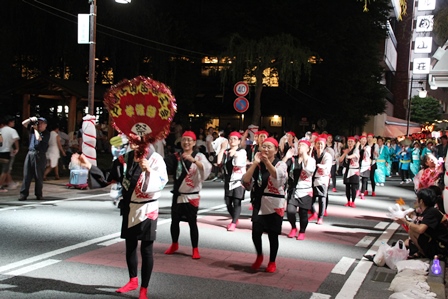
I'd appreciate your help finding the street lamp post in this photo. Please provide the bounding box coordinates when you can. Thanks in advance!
[88,0,97,116]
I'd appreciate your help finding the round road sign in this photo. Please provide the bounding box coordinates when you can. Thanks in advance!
[234,81,249,97]
[234,97,249,113]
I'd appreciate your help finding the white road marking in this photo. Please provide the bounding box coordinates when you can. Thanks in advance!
[97,238,124,246]
[331,257,356,275]
[374,221,389,230]
[0,203,227,276]
[356,236,376,247]
[335,222,399,299]
[310,293,331,299]
[0,193,109,212]
[5,259,60,276]
[0,232,120,273]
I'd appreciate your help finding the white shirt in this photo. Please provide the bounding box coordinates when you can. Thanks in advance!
[0,126,20,153]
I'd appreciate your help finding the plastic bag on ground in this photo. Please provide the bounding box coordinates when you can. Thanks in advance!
[385,240,409,270]
[373,242,391,267]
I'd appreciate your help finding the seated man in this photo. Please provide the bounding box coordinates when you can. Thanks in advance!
[396,188,448,260]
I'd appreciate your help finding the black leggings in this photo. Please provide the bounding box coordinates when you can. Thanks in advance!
[170,218,199,248]
[286,204,309,233]
[331,164,337,188]
[252,224,279,263]
[400,168,410,181]
[225,196,242,223]
[360,177,369,193]
[370,164,377,192]
[125,239,154,288]
[345,183,359,202]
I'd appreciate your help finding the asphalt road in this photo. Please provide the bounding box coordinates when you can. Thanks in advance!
[0,176,420,298]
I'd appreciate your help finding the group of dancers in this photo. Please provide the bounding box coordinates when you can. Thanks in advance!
[70,128,389,298]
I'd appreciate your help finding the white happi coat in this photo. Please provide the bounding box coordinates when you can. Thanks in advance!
[344,147,360,179]
[258,160,288,216]
[176,152,212,206]
[360,145,371,174]
[128,151,168,228]
[226,148,247,190]
[314,151,332,188]
[294,157,316,198]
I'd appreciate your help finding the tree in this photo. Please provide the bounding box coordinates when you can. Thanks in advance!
[434,7,448,46]
[410,95,442,124]
[221,33,311,126]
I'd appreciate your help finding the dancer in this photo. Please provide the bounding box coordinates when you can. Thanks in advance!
[374,137,390,187]
[312,136,332,224]
[339,137,360,207]
[77,141,168,299]
[367,133,378,196]
[399,141,412,184]
[164,131,212,259]
[283,139,316,240]
[242,137,287,272]
[410,141,421,178]
[327,134,339,192]
[217,131,247,231]
[358,135,371,200]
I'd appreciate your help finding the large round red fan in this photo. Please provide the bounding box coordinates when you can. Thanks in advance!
[104,76,177,159]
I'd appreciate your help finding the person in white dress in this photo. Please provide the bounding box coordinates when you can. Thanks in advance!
[44,124,66,180]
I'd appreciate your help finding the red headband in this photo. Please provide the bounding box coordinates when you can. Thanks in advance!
[299,139,311,147]
[286,131,296,137]
[263,137,278,147]
[229,131,242,139]
[347,136,356,141]
[257,130,269,137]
[182,131,196,141]
[316,137,327,143]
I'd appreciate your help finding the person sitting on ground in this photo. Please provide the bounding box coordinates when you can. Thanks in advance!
[395,188,448,260]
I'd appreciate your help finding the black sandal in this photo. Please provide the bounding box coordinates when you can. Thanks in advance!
[363,254,375,262]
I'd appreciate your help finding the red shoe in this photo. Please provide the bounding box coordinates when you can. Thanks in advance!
[287,228,298,238]
[265,262,276,273]
[192,247,200,259]
[227,223,236,231]
[364,190,368,196]
[308,212,318,221]
[351,202,356,208]
[251,255,264,270]
[116,277,138,293]
[297,233,305,240]
[332,188,337,192]
[360,194,365,200]
[372,192,376,197]
[324,210,328,217]
[317,218,323,225]
[164,243,179,254]
[344,202,351,207]
[139,287,148,299]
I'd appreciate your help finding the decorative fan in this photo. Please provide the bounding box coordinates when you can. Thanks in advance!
[104,76,177,159]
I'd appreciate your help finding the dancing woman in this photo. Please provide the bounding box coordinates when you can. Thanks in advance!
[217,131,247,231]
[242,137,287,273]
[77,141,168,299]
[339,137,360,207]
